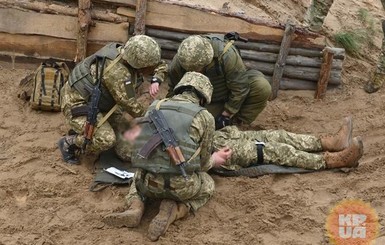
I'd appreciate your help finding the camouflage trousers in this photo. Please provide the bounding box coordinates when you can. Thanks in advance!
[63,106,130,156]
[126,169,215,211]
[213,126,326,170]
[206,70,271,124]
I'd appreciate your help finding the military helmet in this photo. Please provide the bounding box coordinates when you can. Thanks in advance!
[174,72,213,104]
[177,35,214,71]
[121,35,161,69]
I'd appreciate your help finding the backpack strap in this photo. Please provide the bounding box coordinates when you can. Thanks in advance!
[38,64,46,109]
[50,68,59,111]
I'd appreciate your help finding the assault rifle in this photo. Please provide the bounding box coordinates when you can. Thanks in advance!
[138,109,189,180]
[225,31,248,42]
[82,56,106,152]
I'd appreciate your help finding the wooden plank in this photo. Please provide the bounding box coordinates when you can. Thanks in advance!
[264,76,340,90]
[76,0,92,62]
[117,3,325,47]
[134,0,147,34]
[0,0,128,23]
[0,8,128,42]
[0,33,105,61]
[315,47,335,99]
[270,23,295,100]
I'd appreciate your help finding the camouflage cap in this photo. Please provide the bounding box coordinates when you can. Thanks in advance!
[177,35,214,71]
[122,35,161,69]
[174,71,213,104]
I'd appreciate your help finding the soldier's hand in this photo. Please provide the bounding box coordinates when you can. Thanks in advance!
[149,82,160,98]
[212,147,232,167]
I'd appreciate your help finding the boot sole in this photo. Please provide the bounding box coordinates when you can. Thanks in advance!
[102,212,141,228]
[148,200,177,241]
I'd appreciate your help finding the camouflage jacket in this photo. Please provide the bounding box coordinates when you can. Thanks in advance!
[61,59,167,118]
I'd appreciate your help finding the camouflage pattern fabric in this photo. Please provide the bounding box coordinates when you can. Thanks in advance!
[177,35,214,71]
[122,35,161,69]
[213,126,326,170]
[125,92,216,211]
[168,34,271,123]
[126,170,215,212]
[174,71,213,103]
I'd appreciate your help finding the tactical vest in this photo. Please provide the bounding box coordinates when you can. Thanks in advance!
[202,34,241,103]
[68,43,122,112]
[132,100,204,175]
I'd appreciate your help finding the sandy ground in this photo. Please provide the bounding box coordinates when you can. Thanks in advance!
[1,0,385,244]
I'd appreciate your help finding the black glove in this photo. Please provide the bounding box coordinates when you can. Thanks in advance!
[215,115,231,130]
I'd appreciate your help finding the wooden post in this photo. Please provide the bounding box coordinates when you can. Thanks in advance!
[75,0,92,62]
[134,0,147,35]
[270,23,295,100]
[315,47,334,99]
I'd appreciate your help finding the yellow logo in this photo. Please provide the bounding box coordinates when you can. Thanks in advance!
[326,199,379,245]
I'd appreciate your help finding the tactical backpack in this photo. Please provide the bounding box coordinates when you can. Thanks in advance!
[29,62,70,111]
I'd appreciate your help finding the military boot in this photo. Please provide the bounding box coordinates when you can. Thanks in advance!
[324,137,363,169]
[320,116,352,152]
[58,135,80,164]
[364,72,385,94]
[147,199,190,241]
[102,198,145,228]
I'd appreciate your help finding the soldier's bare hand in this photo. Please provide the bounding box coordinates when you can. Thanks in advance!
[212,147,232,167]
[149,82,160,98]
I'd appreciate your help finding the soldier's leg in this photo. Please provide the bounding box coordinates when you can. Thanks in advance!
[233,70,271,124]
[65,113,116,153]
[147,172,214,241]
[103,171,145,228]
[205,101,225,118]
[264,142,326,170]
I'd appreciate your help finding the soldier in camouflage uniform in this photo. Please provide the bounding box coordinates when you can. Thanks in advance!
[212,116,363,171]
[167,34,272,129]
[103,72,232,241]
[58,35,167,164]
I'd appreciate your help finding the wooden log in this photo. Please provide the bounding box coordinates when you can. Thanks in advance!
[264,76,340,90]
[240,50,342,69]
[270,23,295,100]
[0,0,128,23]
[0,8,129,42]
[117,2,326,47]
[145,28,345,60]
[243,60,341,84]
[315,47,335,99]
[75,0,92,62]
[134,0,147,34]
[0,33,105,61]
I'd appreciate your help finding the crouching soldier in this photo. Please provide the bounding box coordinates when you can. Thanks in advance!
[212,116,364,171]
[58,35,167,164]
[103,72,231,241]
[167,34,272,129]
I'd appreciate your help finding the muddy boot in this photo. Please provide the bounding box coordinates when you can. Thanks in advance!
[324,137,363,168]
[103,198,145,228]
[147,199,189,241]
[320,116,352,152]
[58,135,80,164]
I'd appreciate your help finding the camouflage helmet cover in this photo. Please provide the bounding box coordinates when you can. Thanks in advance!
[177,35,214,71]
[174,72,213,104]
[122,35,161,69]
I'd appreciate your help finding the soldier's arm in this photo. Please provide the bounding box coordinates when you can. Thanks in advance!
[189,110,216,171]
[166,57,186,98]
[152,60,168,83]
[222,48,250,115]
[103,61,145,117]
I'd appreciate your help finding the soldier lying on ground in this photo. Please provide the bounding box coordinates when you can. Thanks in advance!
[103,72,231,241]
[212,117,363,171]
[167,33,272,130]
[58,35,167,164]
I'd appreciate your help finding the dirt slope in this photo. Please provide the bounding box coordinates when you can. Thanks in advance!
[1,0,385,244]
